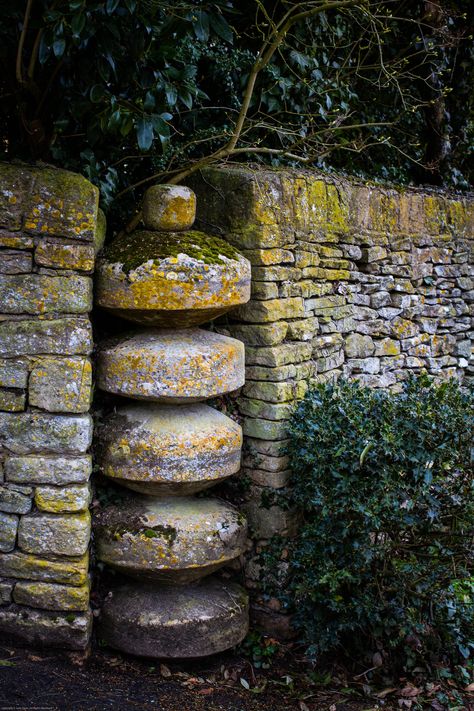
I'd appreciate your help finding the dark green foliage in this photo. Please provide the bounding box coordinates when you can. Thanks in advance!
[283,377,473,667]
[1,1,472,217]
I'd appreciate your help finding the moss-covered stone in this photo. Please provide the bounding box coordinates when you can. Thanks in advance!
[0,512,18,552]
[35,242,95,271]
[18,511,91,556]
[5,455,92,485]
[0,485,32,514]
[0,551,88,586]
[142,184,196,231]
[13,580,90,612]
[0,318,93,358]
[0,412,93,454]
[0,274,92,315]
[34,484,91,513]
[29,357,92,413]
[0,605,92,649]
[0,389,26,412]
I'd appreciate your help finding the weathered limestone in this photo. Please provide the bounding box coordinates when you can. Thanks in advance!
[97,328,245,402]
[98,579,249,658]
[0,163,99,649]
[95,495,246,584]
[96,229,251,327]
[142,185,196,232]
[188,166,474,637]
[94,183,249,658]
[98,403,242,495]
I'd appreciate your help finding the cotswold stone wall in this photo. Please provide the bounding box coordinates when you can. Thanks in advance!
[190,167,474,633]
[0,164,103,649]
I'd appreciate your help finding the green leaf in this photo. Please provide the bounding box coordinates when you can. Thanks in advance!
[165,84,177,107]
[193,11,209,42]
[136,117,153,151]
[89,84,105,103]
[71,13,86,35]
[106,0,120,14]
[209,13,233,43]
[53,39,66,58]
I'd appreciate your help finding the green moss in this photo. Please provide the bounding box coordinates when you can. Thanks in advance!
[104,229,240,272]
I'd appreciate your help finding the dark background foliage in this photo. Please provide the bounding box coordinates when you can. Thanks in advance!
[269,377,473,673]
[1,0,472,223]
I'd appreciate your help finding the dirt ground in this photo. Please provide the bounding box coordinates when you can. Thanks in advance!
[0,643,472,711]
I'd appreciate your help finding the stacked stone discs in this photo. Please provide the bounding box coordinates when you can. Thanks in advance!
[94,185,252,658]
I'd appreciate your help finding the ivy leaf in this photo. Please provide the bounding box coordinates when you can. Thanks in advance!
[136,117,153,151]
[165,84,178,107]
[106,0,120,14]
[71,13,86,35]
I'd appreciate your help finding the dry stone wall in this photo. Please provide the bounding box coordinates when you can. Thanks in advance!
[189,166,474,634]
[0,163,103,649]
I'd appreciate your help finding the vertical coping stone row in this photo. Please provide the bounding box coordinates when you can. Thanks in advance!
[94,185,252,658]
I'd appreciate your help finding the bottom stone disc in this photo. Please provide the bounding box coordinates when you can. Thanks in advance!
[98,578,249,659]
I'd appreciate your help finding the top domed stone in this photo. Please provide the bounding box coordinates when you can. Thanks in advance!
[95,229,251,327]
[142,185,196,231]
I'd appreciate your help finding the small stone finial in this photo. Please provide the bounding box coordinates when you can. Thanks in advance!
[142,184,196,231]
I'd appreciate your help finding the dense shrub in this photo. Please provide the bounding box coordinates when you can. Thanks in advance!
[283,376,473,668]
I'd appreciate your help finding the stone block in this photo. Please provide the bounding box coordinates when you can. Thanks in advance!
[0,233,34,249]
[23,166,99,242]
[35,242,95,271]
[286,317,319,341]
[0,360,28,388]
[13,581,90,612]
[251,282,279,300]
[0,551,88,586]
[226,322,288,346]
[5,455,92,485]
[0,164,33,229]
[374,338,401,356]
[29,357,92,413]
[34,485,91,513]
[360,246,388,263]
[0,318,93,357]
[243,467,291,488]
[0,389,25,412]
[243,486,299,539]
[243,418,289,441]
[244,438,290,458]
[18,512,91,556]
[0,606,92,649]
[242,248,294,265]
[0,512,18,552]
[0,413,93,454]
[344,333,375,358]
[0,250,33,274]
[242,452,290,472]
[238,398,293,421]
[242,380,307,403]
[0,485,32,514]
[234,298,304,323]
[245,343,312,367]
[0,274,92,315]
[0,580,13,604]
[252,266,302,282]
[142,185,196,231]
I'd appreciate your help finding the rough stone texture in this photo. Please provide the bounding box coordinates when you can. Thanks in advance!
[98,402,242,495]
[98,578,249,659]
[189,166,474,636]
[142,184,197,232]
[13,581,90,611]
[0,318,93,358]
[0,551,89,586]
[4,455,92,485]
[96,229,250,327]
[18,511,91,557]
[95,495,247,584]
[97,328,245,402]
[0,413,93,454]
[29,357,92,413]
[0,605,92,649]
[0,274,92,315]
[0,164,99,649]
[0,512,19,552]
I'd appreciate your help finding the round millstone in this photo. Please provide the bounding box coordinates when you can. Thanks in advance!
[97,402,242,495]
[95,229,251,327]
[98,578,249,659]
[94,495,247,584]
[142,185,196,232]
[97,328,245,402]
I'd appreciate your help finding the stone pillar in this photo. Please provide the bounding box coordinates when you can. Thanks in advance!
[0,163,103,649]
[94,185,252,657]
